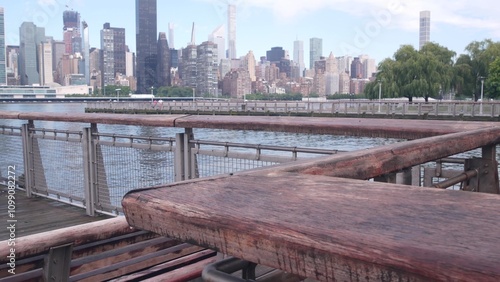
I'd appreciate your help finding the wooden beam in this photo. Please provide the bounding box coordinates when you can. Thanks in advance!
[122,173,500,281]
[0,217,131,260]
[255,126,500,180]
[2,110,499,139]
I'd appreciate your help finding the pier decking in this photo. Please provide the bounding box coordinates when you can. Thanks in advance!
[0,185,109,239]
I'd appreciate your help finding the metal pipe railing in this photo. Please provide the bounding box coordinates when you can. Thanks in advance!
[433,169,478,189]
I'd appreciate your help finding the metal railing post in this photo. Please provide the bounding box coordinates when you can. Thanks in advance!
[183,128,199,180]
[83,124,98,216]
[21,121,34,197]
[175,133,186,181]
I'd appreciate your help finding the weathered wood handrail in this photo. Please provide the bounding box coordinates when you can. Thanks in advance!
[1,110,499,139]
[0,217,131,260]
[266,126,500,180]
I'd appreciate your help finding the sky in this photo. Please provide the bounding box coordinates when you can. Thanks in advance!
[3,0,500,67]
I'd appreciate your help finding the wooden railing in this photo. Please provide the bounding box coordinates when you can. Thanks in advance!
[1,111,499,281]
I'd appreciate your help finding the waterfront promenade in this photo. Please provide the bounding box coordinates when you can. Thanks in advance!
[1,110,499,281]
[86,100,500,121]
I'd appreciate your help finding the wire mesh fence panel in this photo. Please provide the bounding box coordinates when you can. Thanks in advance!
[196,154,280,178]
[0,127,24,186]
[31,137,85,205]
[95,144,175,213]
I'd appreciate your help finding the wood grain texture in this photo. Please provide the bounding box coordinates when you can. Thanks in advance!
[122,173,500,282]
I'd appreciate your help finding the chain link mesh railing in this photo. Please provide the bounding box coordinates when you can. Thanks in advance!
[29,129,85,206]
[93,135,176,214]
[0,126,24,186]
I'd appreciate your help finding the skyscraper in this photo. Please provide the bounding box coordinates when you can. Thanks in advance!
[0,7,6,85]
[101,23,115,87]
[181,44,197,90]
[39,41,53,85]
[227,4,236,59]
[266,47,285,63]
[19,22,45,85]
[157,32,170,87]
[196,41,218,96]
[168,23,175,49]
[82,21,90,85]
[350,57,363,79]
[100,23,126,87]
[310,38,322,69]
[63,10,81,54]
[136,0,157,93]
[419,11,430,49]
[209,25,225,64]
[293,40,304,77]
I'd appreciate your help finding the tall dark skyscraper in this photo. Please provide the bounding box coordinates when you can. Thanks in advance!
[157,32,170,87]
[136,0,157,93]
[266,47,285,63]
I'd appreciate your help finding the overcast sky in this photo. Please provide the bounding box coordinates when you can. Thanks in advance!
[3,0,500,66]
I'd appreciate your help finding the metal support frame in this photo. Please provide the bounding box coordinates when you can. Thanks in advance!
[463,157,499,194]
[202,257,257,282]
[43,243,73,282]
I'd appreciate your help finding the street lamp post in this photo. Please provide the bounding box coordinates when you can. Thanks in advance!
[116,88,121,102]
[479,76,485,115]
[378,80,382,113]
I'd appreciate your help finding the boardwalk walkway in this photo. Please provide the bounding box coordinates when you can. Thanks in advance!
[0,185,109,239]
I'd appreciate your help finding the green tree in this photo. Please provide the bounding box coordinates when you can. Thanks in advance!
[464,39,500,100]
[95,85,131,97]
[372,43,456,102]
[486,57,500,99]
[452,55,475,99]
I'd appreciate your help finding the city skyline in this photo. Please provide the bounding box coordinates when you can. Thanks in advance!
[2,0,500,68]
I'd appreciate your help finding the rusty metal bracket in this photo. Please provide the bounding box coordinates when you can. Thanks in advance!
[43,243,73,282]
[463,158,500,194]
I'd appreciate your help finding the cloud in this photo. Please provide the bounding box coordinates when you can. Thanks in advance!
[37,0,58,5]
[199,0,500,37]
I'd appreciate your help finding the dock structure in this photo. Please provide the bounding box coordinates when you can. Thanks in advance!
[85,100,500,121]
[0,111,499,281]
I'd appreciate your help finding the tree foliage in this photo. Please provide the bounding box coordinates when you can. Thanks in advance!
[366,43,456,102]
[94,85,131,97]
[156,86,194,97]
[486,57,500,99]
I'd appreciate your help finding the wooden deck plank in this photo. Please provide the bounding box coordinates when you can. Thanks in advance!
[0,186,109,239]
[122,173,500,282]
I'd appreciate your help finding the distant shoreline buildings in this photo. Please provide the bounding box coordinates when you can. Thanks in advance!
[1,3,391,97]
